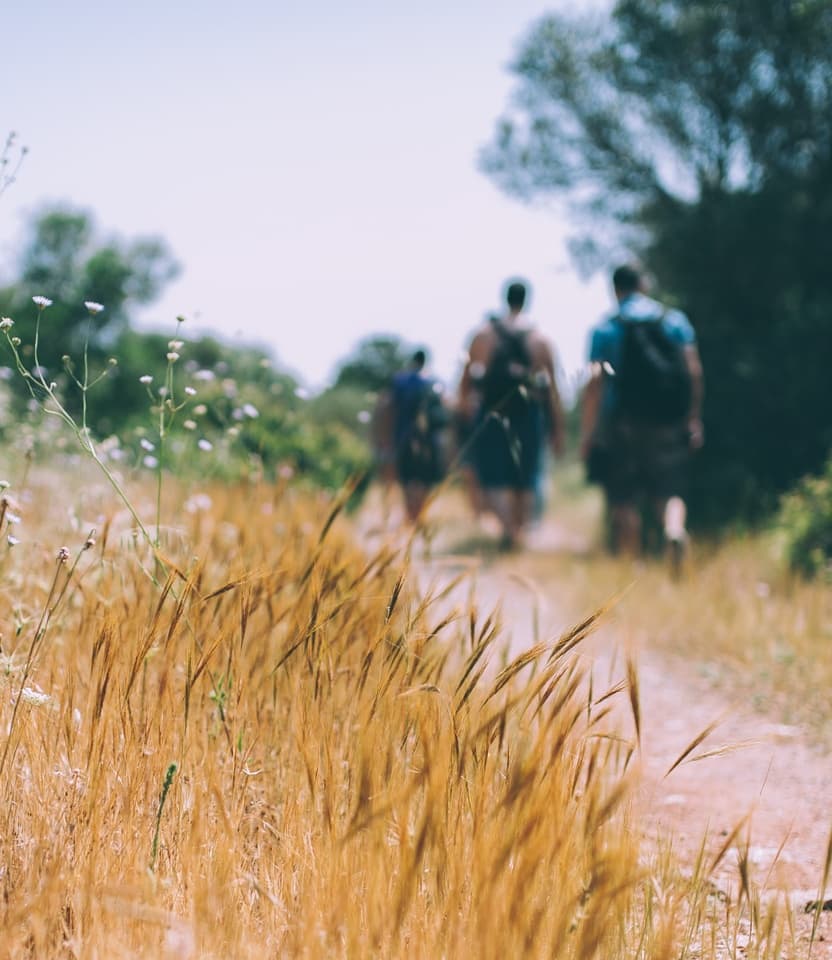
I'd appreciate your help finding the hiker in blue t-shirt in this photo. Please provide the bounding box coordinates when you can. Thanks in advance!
[376,349,447,524]
[579,265,704,570]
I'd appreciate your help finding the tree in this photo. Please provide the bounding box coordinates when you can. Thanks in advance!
[0,205,179,428]
[482,0,832,525]
[332,334,413,394]
[0,206,178,372]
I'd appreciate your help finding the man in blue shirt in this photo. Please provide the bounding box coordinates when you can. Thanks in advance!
[375,349,447,524]
[579,265,704,568]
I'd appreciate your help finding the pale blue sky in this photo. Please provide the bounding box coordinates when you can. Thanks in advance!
[1,0,611,392]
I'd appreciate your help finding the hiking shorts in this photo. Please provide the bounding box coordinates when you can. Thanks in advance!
[602,418,690,505]
[395,434,442,487]
[474,405,544,491]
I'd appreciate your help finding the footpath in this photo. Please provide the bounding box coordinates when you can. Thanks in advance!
[403,510,832,954]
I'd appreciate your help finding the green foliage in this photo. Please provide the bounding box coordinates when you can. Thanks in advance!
[333,334,413,393]
[0,207,179,372]
[483,0,832,527]
[778,457,832,580]
[0,206,379,503]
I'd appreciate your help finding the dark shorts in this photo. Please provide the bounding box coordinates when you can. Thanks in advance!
[454,413,478,468]
[395,433,442,487]
[474,405,544,491]
[602,418,690,505]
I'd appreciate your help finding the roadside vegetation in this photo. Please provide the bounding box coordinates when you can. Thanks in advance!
[0,453,824,958]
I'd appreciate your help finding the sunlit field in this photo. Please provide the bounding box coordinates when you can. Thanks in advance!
[0,459,826,958]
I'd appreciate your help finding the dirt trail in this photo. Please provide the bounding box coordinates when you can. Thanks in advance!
[407,512,832,948]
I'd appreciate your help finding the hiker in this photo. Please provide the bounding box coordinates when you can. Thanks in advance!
[579,264,704,568]
[375,349,448,524]
[458,280,566,549]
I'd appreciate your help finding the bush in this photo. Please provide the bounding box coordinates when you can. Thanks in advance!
[778,455,832,579]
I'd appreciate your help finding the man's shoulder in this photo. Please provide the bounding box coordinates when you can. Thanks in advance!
[590,315,620,345]
[654,306,695,346]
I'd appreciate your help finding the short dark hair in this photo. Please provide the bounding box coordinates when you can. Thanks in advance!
[612,264,642,294]
[411,349,427,370]
[505,280,528,310]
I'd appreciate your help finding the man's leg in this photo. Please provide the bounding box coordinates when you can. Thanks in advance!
[657,495,688,577]
[403,482,429,524]
[486,488,515,547]
[610,502,642,556]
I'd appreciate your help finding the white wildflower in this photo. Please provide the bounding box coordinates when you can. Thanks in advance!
[166,352,180,363]
[84,301,104,315]
[242,403,259,418]
[232,408,244,421]
[0,317,13,330]
[10,337,21,346]
[183,419,197,431]
[198,439,213,452]
[168,339,184,350]
[32,295,53,309]
[143,455,159,469]
[184,493,212,513]
[158,386,169,397]
[184,386,196,396]
[19,687,51,706]
[140,438,155,451]
[194,369,215,382]
[357,410,372,424]
[7,535,20,547]
[227,426,240,438]
[0,480,8,489]
[139,375,153,385]
[6,512,21,525]
[193,404,207,416]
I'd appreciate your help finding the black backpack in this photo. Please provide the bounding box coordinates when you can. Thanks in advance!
[616,314,691,424]
[480,322,534,416]
[392,374,448,479]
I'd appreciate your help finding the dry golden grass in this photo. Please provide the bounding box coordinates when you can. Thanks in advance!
[0,464,814,957]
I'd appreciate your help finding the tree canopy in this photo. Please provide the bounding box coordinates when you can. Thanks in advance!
[483,0,832,525]
[332,334,414,394]
[0,205,372,492]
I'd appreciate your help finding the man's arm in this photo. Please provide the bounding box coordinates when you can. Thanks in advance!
[579,365,603,460]
[458,330,489,421]
[684,344,704,449]
[371,387,396,479]
[535,338,566,457]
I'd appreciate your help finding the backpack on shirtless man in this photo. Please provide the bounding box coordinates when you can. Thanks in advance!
[479,320,536,420]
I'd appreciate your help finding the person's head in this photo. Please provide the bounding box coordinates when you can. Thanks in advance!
[410,348,427,371]
[612,264,643,300]
[504,279,529,312]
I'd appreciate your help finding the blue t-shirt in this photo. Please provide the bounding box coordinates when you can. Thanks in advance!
[391,370,435,446]
[588,293,695,418]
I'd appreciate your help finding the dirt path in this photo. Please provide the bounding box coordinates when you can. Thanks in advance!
[407,512,832,951]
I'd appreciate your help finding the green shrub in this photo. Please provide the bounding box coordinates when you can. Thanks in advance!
[779,455,832,579]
